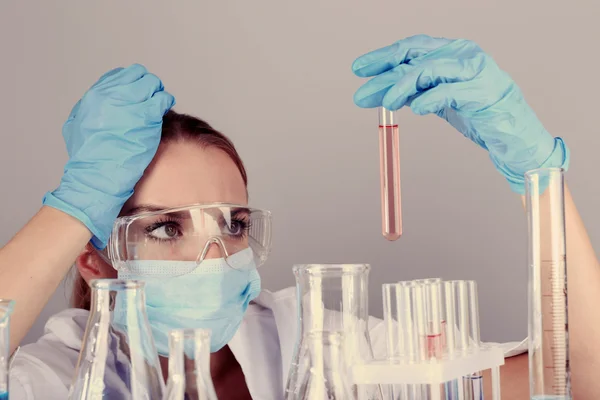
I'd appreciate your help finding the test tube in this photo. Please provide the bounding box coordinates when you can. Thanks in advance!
[415,279,443,360]
[412,282,435,400]
[525,168,571,400]
[423,279,444,400]
[443,282,461,400]
[394,281,426,400]
[378,107,402,240]
[465,281,484,400]
[383,283,403,362]
[382,283,410,400]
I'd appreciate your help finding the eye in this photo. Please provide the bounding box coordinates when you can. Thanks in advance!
[147,223,181,240]
[225,219,249,236]
[227,221,243,235]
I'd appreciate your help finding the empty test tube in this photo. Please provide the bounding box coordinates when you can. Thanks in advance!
[383,283,403,362]
[382,283,410,400]
[465,281,484,400]
[444,282,461,400]
[383,281,427,399]
[378,107,402,240]
[447,280,484,400]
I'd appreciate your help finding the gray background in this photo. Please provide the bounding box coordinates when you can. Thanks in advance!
[0,2,597,346]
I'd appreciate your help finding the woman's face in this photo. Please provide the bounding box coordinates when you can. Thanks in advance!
[79,140,248,280]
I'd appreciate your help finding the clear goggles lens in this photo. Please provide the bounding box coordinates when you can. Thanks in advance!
[107,203,272,276]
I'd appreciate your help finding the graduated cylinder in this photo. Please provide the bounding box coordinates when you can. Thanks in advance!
[525,168,571,400]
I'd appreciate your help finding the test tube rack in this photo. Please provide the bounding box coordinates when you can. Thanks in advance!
[352,278,504,400]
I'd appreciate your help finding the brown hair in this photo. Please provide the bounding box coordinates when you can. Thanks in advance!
[70,110,248,310]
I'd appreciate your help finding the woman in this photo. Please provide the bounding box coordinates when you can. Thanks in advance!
[0,34,598,399]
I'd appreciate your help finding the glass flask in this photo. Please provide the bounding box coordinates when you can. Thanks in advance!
[163,329,218,400]
[286,331,354,400]
[68,279,164,400]
[285,264,383,400]
[0,300,14,399]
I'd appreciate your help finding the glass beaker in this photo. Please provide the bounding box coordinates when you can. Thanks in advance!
[0,300,14,399]
[163,329,218,400]
[68,279,164,400]
[286,331,354,400]
[285,264,382,400]
[525,168,571,400]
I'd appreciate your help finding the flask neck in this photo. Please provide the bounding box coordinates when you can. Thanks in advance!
[69,280,164,399]
[91,280,146,315]
[295,267,370,333]
[168,329,217,399]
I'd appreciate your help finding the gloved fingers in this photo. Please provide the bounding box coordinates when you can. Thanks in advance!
[382,60,477,111]
[109,73,165,104]
[409,80,490,116]
[92,64,149,90]
[352,34,454,78]
[354,57,479,110]
[353,64,412,108]
[405,83,490,149]
[142,90,176,122]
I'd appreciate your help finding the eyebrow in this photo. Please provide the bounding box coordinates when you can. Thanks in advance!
[122,204,252,217]
[121,204,169,217]
[231,207,250,216]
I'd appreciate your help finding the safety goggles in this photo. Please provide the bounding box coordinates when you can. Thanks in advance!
[107,203,272,277]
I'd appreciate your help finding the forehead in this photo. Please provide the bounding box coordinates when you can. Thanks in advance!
[122,141,247,214]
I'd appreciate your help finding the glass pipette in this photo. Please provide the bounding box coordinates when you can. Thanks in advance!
[378,107,402,240]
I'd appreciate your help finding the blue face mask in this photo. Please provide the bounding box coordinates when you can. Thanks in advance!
[114,248,261,355]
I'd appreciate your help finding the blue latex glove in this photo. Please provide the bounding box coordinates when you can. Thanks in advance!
[352,35,569,194]
[43,64,175,249]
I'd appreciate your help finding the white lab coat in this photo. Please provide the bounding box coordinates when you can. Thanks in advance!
[9,287,527,399]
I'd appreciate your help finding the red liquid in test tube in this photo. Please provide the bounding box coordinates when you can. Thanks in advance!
[378,107,402,240]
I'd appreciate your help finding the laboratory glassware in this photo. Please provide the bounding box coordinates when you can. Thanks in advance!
[377,279,499,400]
[285,264,383,400]
[525,168,571,400]
[108,203,272,277]
[286,331,355,400]
[444,280,487,400]
[378,106,402,240]
[462,281,484,400]
[163,329,218,400]
[68,279,164,400]
[382,282,424,400]
[0,299,15,400]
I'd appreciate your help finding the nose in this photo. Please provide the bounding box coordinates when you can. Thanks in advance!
[204,242,225,259]
[196,237,228,264]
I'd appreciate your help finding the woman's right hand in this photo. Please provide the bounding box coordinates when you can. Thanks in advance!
[43,64,175,249]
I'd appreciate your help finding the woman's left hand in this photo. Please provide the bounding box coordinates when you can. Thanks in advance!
[352,34,569,195]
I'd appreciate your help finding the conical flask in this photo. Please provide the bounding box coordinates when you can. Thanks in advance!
[163,328,218,400]
[286,331,354,400]
[68,279,164,400]
[285,264,383,400]
[0,299,15,400]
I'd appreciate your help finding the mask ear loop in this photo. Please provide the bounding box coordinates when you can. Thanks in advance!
[95,248,113,266]
[195,237,230,266]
